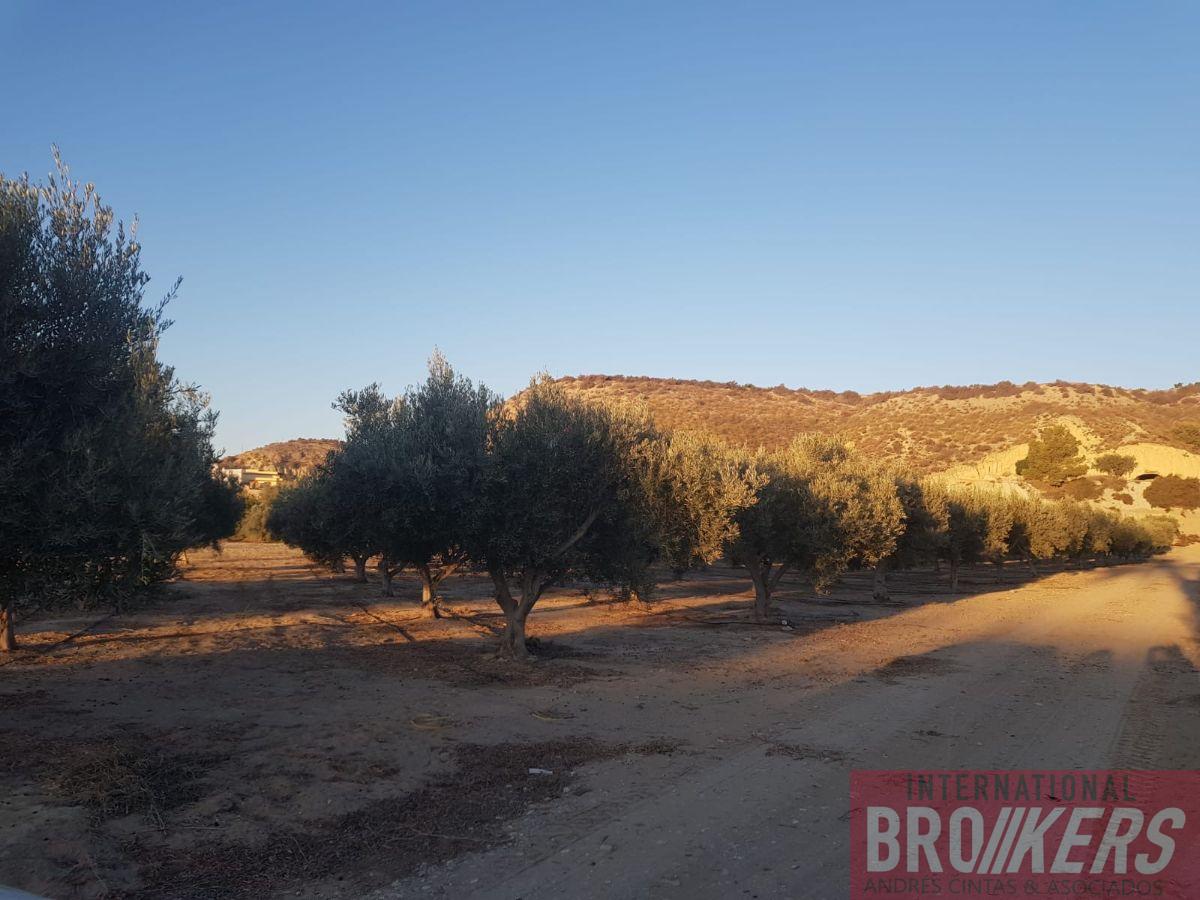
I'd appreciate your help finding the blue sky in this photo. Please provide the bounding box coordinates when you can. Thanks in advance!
[3,2,1197,453]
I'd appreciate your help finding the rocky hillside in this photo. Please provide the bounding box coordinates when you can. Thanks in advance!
[220,438,341,479]
[556,376,1200,474]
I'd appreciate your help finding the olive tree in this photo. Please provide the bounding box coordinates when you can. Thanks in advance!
[327,356,499,612]
[467,378,661,659]
[938,490,990,592]
[606,429,761,606]
[329,384,406,587]
[267,474,353,573]
[1,156,237,651]
[267,444,381,582]
[873,474,949,601]
[730,435,901,620]
[1083,508,1118,560]
[1026,500,1072,568]
[382,353,499,614]
[828,452,904,594]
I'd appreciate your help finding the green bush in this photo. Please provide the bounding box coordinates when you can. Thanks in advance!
[231,486,280,542]
[1095,453,1136,477]
[1144,475,1200,510]
[1062,478,1104,501]
[1015,425,1087,485]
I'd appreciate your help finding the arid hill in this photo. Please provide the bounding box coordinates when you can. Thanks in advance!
[226,377,1200,481]
[220,438,340,478]
[555,376,1200,473]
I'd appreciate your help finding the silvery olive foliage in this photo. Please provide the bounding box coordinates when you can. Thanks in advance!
[0,154,240,650]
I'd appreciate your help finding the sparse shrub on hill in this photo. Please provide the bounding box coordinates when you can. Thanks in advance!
[1144,475,1200,510]
[1015,425,1088,486]
[1061,478,1104,501]
[557,377,1200,475]
[221,437,341,479]
[1171,424,1200,451]
[0,157,239,651]
[1095,453,1137,478]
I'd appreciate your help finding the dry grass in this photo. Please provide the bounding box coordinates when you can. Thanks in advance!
[135,738,677,899]
[46,735,218,827]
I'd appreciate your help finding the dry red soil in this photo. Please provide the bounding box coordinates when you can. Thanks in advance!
[4,543,1200,898]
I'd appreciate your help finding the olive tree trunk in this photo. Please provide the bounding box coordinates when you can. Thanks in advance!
[501,608,530,658]
[487,511,600,660]
[419,573,436,616]
[352,555,369,583]
[627,588,653,611]
[746,558,789,621]
[949,558,961,593]
[378,558,397,596]
[872,562,890,602]
[490,569,545,661]
[0,602,15,653]
[745,558,771,621]
[415,560,462,619]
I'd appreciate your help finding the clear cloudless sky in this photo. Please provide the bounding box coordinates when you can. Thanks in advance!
[2,1,1197,453]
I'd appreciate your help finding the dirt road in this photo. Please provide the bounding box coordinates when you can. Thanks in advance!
[4,545,1199,899]
[376,548,1200,899]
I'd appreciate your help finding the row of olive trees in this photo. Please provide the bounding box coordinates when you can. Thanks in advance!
[710,442,1173,615]
[0,158,242,652]
[268,357,759,656]
[872,478,1178,601]
[267,357,1176,656]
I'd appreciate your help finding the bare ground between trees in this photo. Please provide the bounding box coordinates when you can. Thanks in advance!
[3,542,1200,898]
